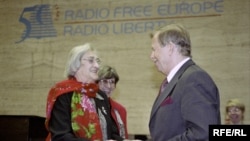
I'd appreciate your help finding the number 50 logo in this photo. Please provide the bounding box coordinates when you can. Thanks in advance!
[16,4,57,43]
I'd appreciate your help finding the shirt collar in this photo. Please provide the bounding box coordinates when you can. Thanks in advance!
[167,57,190,82]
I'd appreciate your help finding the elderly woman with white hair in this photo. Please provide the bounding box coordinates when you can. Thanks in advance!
[45,43,123,141]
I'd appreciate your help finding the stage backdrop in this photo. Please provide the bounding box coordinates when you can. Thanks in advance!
[0,0,249,135]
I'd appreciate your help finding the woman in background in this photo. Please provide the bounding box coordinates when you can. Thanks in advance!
[225,98,245,125]
[98,65,128,139]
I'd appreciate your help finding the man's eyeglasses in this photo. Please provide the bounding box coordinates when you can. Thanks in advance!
[99,79,116,88]
[82,57,101,65]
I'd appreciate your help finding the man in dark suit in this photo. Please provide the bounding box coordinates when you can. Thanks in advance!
[148,23,221,141]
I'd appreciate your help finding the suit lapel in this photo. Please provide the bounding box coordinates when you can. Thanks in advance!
[150,60,195,120]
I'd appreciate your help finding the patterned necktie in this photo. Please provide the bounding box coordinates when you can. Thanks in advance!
[159,78,168,95]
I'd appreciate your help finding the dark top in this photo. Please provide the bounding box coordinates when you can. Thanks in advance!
[49,90,123,141]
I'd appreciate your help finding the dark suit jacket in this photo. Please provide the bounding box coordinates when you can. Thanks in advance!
[149,59,221,141]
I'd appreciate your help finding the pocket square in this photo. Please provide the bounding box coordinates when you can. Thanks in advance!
[160,96,173,106]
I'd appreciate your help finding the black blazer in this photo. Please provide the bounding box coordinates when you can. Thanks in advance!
[49,90,123,141]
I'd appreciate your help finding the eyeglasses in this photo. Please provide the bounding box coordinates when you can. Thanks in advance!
[82,57,101,65]
[228,107,241,113]
[99,79,116,88]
